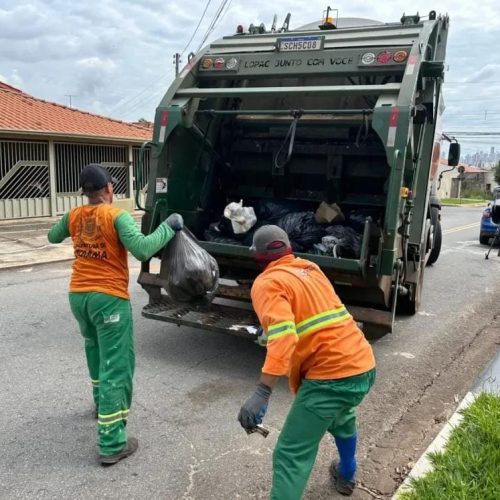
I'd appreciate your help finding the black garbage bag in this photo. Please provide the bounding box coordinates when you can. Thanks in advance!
[345,209,381,232]
[325,225,362,258]
[255,199,306,223]
[162,229,219,302]
[204,226,245,246]
[277,211,327,252]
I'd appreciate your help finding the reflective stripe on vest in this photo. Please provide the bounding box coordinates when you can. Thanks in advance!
[296,307,351,337]
[267,320,297,341]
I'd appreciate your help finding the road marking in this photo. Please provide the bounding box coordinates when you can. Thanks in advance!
[443,222,479,235]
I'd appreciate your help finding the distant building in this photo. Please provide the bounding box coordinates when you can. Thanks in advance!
[0,82,151,219]
[437,159,494,198]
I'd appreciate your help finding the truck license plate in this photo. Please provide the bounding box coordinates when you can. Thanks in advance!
[278,36,323,52]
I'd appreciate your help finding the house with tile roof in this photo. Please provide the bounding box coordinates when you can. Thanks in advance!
[0,83,152,218]
[437,158,494,199]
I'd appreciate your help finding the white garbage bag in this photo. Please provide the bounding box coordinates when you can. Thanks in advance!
[223,200,257,234]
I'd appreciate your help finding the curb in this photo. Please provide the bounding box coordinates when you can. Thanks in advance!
[392,391,477,499]
[0,256,75,271]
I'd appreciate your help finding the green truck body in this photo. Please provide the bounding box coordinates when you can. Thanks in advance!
[138,12,457,339]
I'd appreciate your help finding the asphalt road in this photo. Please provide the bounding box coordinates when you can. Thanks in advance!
[0,206,499,500]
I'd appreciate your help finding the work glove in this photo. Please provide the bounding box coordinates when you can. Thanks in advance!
[165,213,184,231]
[238,382,272,429]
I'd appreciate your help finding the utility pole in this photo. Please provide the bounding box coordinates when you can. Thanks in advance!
[65,94,76,107]
[173,53,182,77]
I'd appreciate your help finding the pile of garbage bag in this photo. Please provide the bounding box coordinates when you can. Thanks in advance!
[203,199,373,259]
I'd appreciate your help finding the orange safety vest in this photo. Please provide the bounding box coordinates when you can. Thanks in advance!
[68,204,129,299]
[251,255,375,393]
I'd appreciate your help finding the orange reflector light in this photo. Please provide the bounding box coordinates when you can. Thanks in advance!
[393,50,409,63]
[201,58,213,69]
[214,57,225,69]
[377,51,392,64]
[400,187,410,198]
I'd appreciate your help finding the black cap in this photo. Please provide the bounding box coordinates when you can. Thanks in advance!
[79,163,116,191]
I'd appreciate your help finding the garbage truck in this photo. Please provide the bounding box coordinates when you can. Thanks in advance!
[137,10,460,339]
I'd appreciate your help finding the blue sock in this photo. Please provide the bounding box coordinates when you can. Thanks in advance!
[334,434,357,481]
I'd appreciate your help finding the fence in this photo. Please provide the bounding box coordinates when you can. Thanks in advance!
[0,139,150,219]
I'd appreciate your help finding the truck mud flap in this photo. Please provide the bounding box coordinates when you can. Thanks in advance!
[142,295,261,341]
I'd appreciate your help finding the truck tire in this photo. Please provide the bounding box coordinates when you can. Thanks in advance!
[427,219,442,265]
[479,235,490,245]
[397,263,424,315]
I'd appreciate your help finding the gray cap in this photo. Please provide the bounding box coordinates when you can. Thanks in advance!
[250,225,292,261]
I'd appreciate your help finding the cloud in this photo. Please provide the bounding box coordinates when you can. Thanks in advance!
[75,57,117,97]
[0,4,51,40]
[466,64,500,83]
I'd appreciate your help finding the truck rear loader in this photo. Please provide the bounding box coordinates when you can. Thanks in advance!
[137,10,460,340]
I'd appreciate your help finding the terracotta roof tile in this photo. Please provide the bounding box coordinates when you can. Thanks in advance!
[0,86,152,142]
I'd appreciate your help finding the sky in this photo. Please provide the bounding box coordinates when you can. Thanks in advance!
[1,0,500,155]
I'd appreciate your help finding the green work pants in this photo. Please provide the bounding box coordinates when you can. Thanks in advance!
[69,292,135,456]
[271,369,376,500]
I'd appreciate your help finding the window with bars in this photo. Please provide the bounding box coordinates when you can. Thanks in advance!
[55,143,128,194]
[0,140,49,199]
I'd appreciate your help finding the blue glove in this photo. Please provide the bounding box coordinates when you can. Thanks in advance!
[165,213,184,231]
[238,382,272,429]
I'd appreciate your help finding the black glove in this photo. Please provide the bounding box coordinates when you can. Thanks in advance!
[165,213,184,231]
[238,382,272,429]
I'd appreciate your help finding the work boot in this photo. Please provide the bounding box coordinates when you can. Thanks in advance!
[330,461,356,496]
[100,437,138,466]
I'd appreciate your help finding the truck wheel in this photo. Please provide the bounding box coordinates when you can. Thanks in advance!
[427,220,442,265]
[479,235,490,245]
[397,264,424,315]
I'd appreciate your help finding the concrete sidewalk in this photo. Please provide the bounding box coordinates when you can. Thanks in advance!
[0,212,143,270]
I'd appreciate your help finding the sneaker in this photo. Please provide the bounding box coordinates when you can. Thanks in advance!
[100,437,138,465]
[330,461,356,496]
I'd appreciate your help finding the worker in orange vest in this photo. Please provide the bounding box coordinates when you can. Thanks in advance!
[238,225,376,498]
[48,163,183,465]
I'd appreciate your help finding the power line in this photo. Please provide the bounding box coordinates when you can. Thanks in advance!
[196,0,232,52]
[180,0,214,57]
[444,81,500,85]
[109,0,228,118]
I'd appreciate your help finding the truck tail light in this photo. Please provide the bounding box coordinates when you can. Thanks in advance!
[214,57,225,69]
[393,50,409,63]
[377,51,393,64]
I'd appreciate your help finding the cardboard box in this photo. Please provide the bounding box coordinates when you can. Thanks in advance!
[315,202,345,224]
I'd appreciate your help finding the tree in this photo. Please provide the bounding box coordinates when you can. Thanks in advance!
[137,118,149,123]
[495,161,500,184]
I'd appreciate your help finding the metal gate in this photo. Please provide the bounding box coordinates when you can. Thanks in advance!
[0,139,133,219]
[54,142,129,213]
[0,140,50,218]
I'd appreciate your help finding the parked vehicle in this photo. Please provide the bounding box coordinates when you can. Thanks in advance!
[137,10,459,338]
[480,187,500,244]
[480,206,497,245]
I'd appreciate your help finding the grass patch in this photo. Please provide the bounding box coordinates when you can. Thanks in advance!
[441,198,488,205]
[400,392,500,500]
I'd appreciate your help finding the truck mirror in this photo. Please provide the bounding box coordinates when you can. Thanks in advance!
[448,142,461,167]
